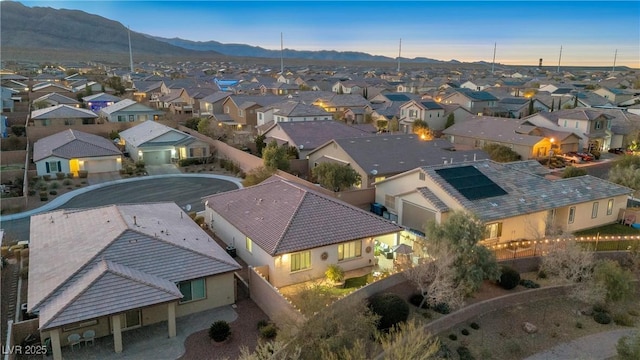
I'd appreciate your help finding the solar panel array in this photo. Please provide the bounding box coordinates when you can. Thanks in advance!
[435,165,507,200]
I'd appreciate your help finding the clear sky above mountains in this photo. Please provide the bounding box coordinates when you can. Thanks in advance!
[19,1,640,67]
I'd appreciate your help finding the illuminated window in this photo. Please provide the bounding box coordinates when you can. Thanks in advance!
[568,206,576,224]
[246,237,253,253]
[607,199,614,215]
[290,251,311,272]
[338,240,362,261]
[592,202,599,218]
[485,223,503,239]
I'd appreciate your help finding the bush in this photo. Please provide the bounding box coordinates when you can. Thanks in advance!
[178,158,206,167]
[617,331,640,360]
[66,173,74,179]
[208,320,231,342]
[49,190,57,196]
[591,150,601,160]
[537,270,547,279]
[135,160,145,169]
[457,346,476,360]
[593,311,612,325]
[63,179,72,186]
[259,323,278,339]
[78,170,88,178]
[498,266,521,290]
[408,293,429,309]
[575,321,583,329]
[470,322,480,330]
[194,216,205,226]
[628,309,639,317]
[519,279,540,289]
[43,175,52,181]
[325,264,345,283]
[369,293,410,331]
[613,312,636,327]
[593,303,608,314]
[433,302,451,315]
[108,130,120,140]
[257,319,269,329]
[55,172,65,180]
[49,182,59,189]
[39,191,48,201]
[461,328,470,336]
[448,334,457,341]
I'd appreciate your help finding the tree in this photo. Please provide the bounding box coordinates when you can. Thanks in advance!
[197,118,211,137]
[528,99,535,115]
[238,341,302,360]
[184,117,201,130]
[33,100,49,110]
[242,166,275,187]
[425,211,501,296]
[255,134,266,157]
[593,259,637,302]
[311,162,361,191]
[483,143,521,162]
[106,76,126,95]
[376,119,388,132]
[286,145,299,159]
[263,140,290,171]
[617,331,640,360]
[412,119,434,140]
[378,319,441,360]
[609,155,640,196]
[561,166,587,178]
[444,113,455,129]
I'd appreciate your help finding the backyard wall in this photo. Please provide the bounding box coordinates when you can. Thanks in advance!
[26,119,178,142]
[248,266,304,327]
[0,150,27,166]
[8,318,39,360]
[332,272,407,306]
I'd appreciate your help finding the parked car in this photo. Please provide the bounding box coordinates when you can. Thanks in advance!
[558,153,583,163]
[575,152,594,161]
[608,147,625,154]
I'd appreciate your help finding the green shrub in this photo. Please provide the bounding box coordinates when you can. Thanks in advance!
[208,320,231,342]
[257,319,269,329]
[575,321,583,329]
[55,172,65,180]
[178,158,206,167]
[31,176,41,182]
[325,264,345,283]
[628,309,639,317]
[519,279,540,289]
[593,303,608,314]
[39,191,48,201]
[43,175,51,181]
[49,182,59,189]
[470,322,480,330]
[369,293,410,331]
[194,216,205,226]
[457,346,476,360]
[591,150,601,160]
[63,179,72,186]
[498,266,521,290]
[594,311,612,324]
[434,302,451,315]
[259,323,278,339]
[78,170,88,178]
[461,328,470,336]
[408,293,429,309]
[537,270,547,279]
[613,312,636,327]
[66,173,74,179]
[448,334,457,341]
[27,189,36,196]
[135,160,145,169]
[108,130,120,140]
[49,190,57,195]
[617,331,640,360]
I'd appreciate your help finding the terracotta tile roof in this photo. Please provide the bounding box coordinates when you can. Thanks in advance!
[204,176,402,255]
[33,129,121,162]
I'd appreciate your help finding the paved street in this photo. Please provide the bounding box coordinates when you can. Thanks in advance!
[0,175,240,242]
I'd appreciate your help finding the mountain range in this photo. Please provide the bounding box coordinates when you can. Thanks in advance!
[1,1,450,64]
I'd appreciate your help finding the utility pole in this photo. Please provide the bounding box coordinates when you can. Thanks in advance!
[491,42,496,75]
[557,45,562,74]
[128,26,134,74]
[280,32,284,75]
[612,49,618,73]
[397,38,402,74]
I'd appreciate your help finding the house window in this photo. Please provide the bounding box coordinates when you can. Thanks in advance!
[46,161,61,173]
[607,120,612,130]
[290,251,311,272]
[592,202,599,218]
[485,222,502,239]
[419,172,425,181]
[64,119,75,125]
[246,237,253,253]
[563,120,567,127]
[153,115,160,121]
[42,119,51,126]
[178,278,206,303]
[338,240,362,261]
[118,115,126,122]
[595,121,602,130]
[384,194,395,210]
[224,106,229,114]
[575,121,579,128]
[568,206,576,224]
[238,109,243,117]
[607,199,614,215]
[129,115,135,122]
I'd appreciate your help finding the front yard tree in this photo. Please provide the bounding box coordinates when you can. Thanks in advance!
[254,134,266,157]
[412,119,434,140]
[262,140,290,171]
[311,162,361,192]
[593,259,637,303]
[425,211,501,296]
[609,155,640,196]
[184,117,200,130]
[445,113,455,129]
[483,143,521,162]
[197,118,212,137]
[242,166,275,187]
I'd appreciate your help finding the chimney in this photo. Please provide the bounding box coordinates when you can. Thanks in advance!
[133,216,137,226]
[539,58,543,68]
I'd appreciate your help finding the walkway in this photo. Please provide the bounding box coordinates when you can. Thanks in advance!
[523,328,638,360]
[51,305,237,360]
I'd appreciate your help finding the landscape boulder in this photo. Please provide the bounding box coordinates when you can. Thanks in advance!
[522,322,538,334]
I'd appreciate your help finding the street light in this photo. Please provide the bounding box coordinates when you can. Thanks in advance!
[548,138,555,168]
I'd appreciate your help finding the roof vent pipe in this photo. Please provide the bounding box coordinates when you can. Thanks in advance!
[133,216,137,226]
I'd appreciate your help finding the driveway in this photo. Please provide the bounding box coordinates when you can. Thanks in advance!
[146,164,182,175]
[0,175,242,242]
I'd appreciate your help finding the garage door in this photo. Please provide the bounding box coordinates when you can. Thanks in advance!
[84,159,118,173]
[143,150,171,165]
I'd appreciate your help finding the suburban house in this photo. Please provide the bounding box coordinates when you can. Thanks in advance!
[313,94,372,117]
[398,99,446,132]
[217,95,282,131]
[32,92,80,108]
[374,160,632,241]
[307,135,489,189]
[490,98,549,119]
[28,203,241,359]
[203,176,402,288]
[198,92,232,116]
[31,82,74,97]
[260,120,371,159]
[442,116,572,159]
[1,86,18,112]
[83,92,122,112]
[98,99,164,123]
[593,87,637,106]
[119,120,210,164]
[33,129,122,176]
[157,88,194,114]
[441,89,498,115]
[256,100,332,126]
[29,104,98,127]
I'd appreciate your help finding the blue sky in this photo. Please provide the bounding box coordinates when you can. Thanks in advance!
[18,1,640,67]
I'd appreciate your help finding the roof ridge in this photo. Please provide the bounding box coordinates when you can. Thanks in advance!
[103,259,182,296]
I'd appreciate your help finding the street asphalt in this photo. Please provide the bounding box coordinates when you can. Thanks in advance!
[0,174,242,243]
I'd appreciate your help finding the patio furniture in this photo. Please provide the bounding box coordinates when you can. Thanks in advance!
[67,333,81,351]
[82,329,95,346]
[622,214,636,226]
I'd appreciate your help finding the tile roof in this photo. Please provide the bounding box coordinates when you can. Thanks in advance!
[443,116,544,146]
[455,88,499,101]
[30,104,97,120]
[32,92,80,105]
[201,91,232,103]
[82,92,122,103]
[119,120,190,147]
[328,135,489,175]
[203,176,402,255]
[261,100,330,117]
[99,99,157,115]
[420,160,632,223]
[265,120,370,150]
[33,129,121,162]
[29,203,240,327]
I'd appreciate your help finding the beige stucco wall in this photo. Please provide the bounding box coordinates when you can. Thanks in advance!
[306,142,368,187]
[555,195,628,233]
[175,273,236,317]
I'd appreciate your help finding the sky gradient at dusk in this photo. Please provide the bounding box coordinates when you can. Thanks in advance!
[19,1,640,67]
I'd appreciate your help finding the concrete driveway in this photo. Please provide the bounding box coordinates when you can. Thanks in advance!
[146,164,182,175]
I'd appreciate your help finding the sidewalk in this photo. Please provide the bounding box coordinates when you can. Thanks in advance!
[523,328,638,360]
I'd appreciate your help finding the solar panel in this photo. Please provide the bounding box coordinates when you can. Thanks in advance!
[385,94,410,102]
[435,166,507,200]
